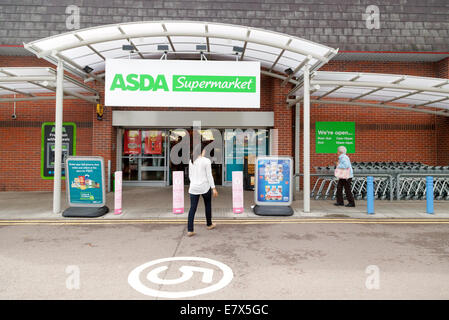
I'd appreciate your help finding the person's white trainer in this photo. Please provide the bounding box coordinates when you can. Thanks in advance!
[206,223,216,230]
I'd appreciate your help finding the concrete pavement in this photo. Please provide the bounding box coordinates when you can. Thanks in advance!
[1,186,449,220]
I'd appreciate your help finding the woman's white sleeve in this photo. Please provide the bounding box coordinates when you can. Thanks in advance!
[206,160,215,189]
[188,161,193,182]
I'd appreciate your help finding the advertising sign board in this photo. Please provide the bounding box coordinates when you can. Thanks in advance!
[65,156,105,207]
[254,156,293,206]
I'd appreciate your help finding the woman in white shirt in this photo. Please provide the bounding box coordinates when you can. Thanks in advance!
[187,141,219,237]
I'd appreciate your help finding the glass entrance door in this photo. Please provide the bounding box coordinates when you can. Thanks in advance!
[224,129,269,186]
[169,129,223,185]
[121,129,168,186]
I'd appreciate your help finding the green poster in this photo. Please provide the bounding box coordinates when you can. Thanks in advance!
[315,122,355,154]
[41,122,76,179]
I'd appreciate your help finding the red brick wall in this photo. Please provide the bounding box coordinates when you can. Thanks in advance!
[322,60,439,77]
[0,55,53,68]
[303,104,440,170]
[436,116,449,165]
[273,76,294,156]
[0,98,94,191]
[1,56,449,192]
[436,57,449,79]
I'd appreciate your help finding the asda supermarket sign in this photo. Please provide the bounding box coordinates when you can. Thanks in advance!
[110,74,255,93]
[105,59,260,108]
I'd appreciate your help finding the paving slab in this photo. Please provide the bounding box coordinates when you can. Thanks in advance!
[0,186,448,220]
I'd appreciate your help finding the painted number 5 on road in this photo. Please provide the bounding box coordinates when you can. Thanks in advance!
[128,257,233,298]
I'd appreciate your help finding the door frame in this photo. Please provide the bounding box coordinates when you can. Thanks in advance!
[118,128,169,187]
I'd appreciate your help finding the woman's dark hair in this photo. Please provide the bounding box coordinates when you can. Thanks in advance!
[190,140,211,163]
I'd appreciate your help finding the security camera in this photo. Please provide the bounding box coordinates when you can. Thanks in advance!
[11,114,17,120]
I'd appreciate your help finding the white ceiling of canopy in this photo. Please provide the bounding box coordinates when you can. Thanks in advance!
[290,71,449,115]
[0,67,98,101]
[24,21,338,81]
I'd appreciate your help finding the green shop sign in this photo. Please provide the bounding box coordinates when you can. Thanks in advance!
[315,121,355,154]
[109,74,256,93]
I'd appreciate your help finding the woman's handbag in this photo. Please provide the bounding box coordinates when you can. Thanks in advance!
[334,168,350,179]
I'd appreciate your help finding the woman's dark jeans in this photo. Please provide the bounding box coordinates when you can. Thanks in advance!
[187,188,212,232]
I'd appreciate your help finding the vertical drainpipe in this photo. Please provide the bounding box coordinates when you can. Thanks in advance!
[303,64,310,213]
[53,58,64,214]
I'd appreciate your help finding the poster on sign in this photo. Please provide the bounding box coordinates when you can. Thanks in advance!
[254,156,293,206]
[65,156,105,207]
[144,130,163,155]
[124,130,141,155]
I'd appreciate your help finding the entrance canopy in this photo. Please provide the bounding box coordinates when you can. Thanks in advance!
[22,21,341,215]
[288,71,449,117]
[24,20,338,83]
[0,67,98,104]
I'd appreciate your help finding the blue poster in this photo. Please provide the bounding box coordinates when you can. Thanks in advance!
[256,158,292,204]
[66,157,104,206]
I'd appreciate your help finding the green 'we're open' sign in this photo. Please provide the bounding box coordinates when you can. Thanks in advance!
[315,121,355,154]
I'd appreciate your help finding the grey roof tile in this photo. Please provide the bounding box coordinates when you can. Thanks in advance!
[0,0,448,52]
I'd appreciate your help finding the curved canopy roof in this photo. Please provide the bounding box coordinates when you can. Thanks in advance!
[0,67,98,103]
[24,20,338,83]
[289,71,449,117]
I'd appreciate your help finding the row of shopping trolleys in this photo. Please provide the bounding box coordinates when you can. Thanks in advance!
[316,162,449,174]
[311,162,449,200]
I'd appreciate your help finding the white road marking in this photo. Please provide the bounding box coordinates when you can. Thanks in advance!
[128,257,233,298]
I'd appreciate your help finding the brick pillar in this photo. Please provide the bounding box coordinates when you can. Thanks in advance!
[436,57,449,79]
[436,57,449,165]
[272,79,294,157]
[92,97,115,192]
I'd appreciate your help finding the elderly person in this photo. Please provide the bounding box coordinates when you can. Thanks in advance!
[334,146,355,207]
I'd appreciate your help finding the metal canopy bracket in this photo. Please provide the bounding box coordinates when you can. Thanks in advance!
[282,55,311,87]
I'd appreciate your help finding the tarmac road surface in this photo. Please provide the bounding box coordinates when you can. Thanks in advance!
[1,219,449,299]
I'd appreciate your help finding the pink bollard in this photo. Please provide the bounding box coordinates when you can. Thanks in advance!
[232,171,244,214]
[114,171,122,215]
[172,171,184,214]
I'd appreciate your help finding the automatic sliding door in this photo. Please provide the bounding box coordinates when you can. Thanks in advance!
[121,129,168,185]
[141,130,167,182]
[168,129,223,185]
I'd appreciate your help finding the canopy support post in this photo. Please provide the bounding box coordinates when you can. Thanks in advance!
[303,64,310,213]
[53,59,64,214]
[295,102,300,192]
